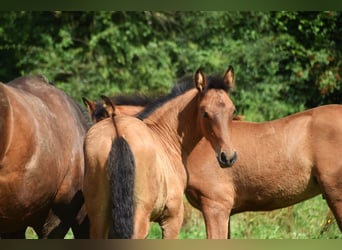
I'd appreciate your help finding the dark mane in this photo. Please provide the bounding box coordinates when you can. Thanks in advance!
[205,75,231,92]
[137,74,231,120]
[76,101,94,128]
[112,93,155,107]
[90,93,156,122]
[136,76,193,120]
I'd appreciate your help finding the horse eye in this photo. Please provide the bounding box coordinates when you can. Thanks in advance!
[202,111,210,119]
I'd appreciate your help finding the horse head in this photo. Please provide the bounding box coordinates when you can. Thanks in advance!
[195,66,237,168]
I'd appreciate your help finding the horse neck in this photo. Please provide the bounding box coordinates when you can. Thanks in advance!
[144,89,202,161]
[0,84,13,161]
[117,105,144,116]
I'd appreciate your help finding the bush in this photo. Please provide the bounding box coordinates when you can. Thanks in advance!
[1,11,341,119]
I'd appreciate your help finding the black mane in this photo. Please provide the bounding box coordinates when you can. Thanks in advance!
[112,93,155,107]
[91,93,156,121]
[136,74,231,120]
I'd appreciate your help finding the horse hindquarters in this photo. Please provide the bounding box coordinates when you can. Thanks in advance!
[312,110,342,232]
[108,136,135,238]
[315,157,342,232]
[314,149,342,232]
[83,127,112,239]
[108,133,153,239]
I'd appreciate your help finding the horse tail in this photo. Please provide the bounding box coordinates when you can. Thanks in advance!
[107,120,135,238]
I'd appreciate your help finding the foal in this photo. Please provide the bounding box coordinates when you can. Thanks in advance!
[186,104,342,238]
[83,67,237,238]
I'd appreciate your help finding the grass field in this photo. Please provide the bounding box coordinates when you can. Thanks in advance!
[25,195,341,239]
[147,195,342,239]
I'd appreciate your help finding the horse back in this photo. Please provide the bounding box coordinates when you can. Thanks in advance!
[8,75,89,131]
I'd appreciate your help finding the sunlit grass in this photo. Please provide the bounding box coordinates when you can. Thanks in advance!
[25,196,341,239]
[148,196,341,239]
[230,196,341,239]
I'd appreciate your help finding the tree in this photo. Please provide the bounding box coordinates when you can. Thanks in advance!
[0,11,341,121]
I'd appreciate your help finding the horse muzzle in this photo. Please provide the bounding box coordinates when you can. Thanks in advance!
[217,151,237,168]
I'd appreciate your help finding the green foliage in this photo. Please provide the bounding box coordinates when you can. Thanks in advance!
[2,11,341,120]
[272,11,342,108]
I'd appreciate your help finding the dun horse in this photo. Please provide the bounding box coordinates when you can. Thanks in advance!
[0,76,90,238]
[186,104,342,238]
[83,67,237,238]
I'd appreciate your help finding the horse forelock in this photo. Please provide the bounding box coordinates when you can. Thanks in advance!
[204,75,231,93]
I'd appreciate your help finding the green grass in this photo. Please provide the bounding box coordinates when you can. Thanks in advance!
[25,196,341,239]
[148,196,341,239]
[230,196,341,239]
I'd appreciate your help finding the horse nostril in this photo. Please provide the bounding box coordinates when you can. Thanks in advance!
[218,151,237,168]
[220,152,228,164]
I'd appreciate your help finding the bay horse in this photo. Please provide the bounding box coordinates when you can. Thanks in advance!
[0,75,90,238]
[83,66,237,238]
[185,104,342,238]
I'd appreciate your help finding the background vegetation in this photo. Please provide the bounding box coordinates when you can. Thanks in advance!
[1,11,342,121]
[3,11,341,238]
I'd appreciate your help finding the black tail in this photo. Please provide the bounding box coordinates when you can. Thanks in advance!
[108,136,135,238]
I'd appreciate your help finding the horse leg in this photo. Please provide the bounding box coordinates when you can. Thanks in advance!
[68,193,90,239]
[201,196,231,239]
[71,206,90,239]
[228,215,231,239]
[33,211,70,239]
[316,170,342,232]
[40,222,70,239]
[84,166,111,238]
[131,208,151,239]
[159,214,184,239]
[86,200,110,239]
[0,229,26,239]
[158,198,184,239]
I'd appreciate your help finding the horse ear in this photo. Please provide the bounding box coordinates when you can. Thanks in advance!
[101,95,120,117]
[195,69,206,92]
[223,65,235,89]
[82,97,96,114]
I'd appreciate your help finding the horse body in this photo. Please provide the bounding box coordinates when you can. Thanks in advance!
[186,104,342,238]
[0,76,89,238]
[83,67,237,238]
[84,90,201,239]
